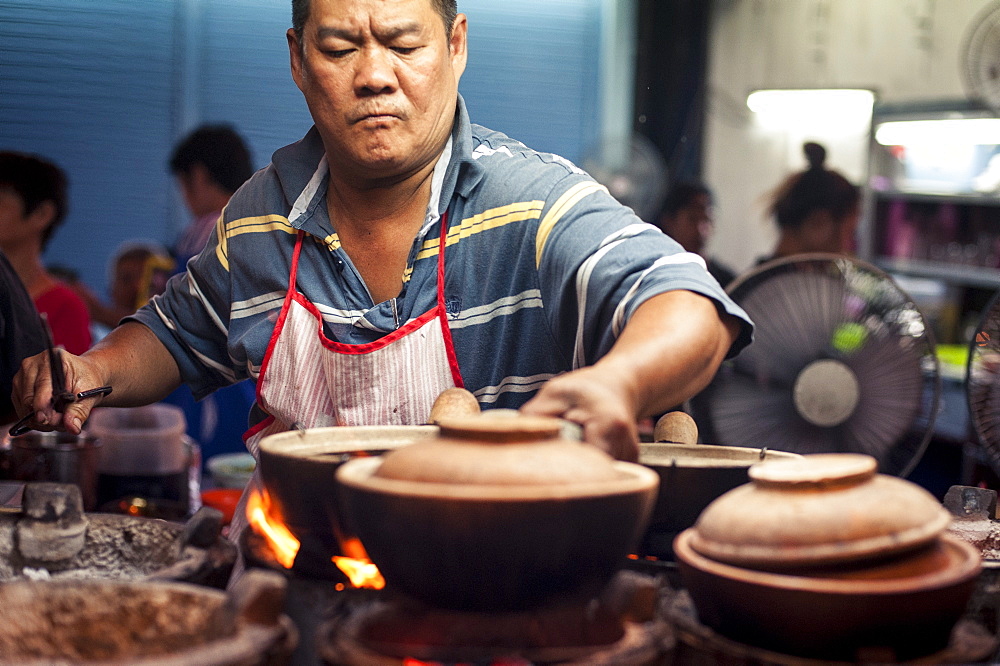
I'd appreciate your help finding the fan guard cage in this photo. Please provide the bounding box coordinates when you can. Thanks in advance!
[690,254,940,478]
[962,0,1000,114]
[967,288,1000,477]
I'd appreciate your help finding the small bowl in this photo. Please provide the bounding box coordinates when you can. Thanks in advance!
[674,528,981,660]
[689,453,951,568]
[335,414,659,611]
[206,453,256,489]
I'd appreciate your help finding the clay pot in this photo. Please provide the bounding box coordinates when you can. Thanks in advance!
[257,425,438,561]
[636,412,801,557]
[335,413,659,612]
[257,389,482,565]
[689,453,951,568]
[674,528,980,660]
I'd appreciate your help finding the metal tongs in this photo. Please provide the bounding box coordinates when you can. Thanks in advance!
[9,313,112,437]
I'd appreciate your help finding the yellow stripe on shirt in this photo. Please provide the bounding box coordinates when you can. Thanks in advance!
[214,212,229,270]
[535,181,607,268]
[319,233,341,251]
[216,214,297,270]
[413,200,544,263]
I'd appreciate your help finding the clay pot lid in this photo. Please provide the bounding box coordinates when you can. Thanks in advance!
[688,453,952,569]
[371,412,623,486]
[748,452,877,487]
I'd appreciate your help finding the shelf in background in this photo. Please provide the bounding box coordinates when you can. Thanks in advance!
[877,257,1000,289]
[873,190,1000,207]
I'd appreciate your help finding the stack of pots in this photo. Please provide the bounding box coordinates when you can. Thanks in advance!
[674,453,982,661]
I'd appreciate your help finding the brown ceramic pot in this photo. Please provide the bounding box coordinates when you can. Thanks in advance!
[257,425,439,561]
[335,413,659,612]
[689,453,952,568]
[674,528,980,660]
[257,389,481,565]
[636,412,801,558]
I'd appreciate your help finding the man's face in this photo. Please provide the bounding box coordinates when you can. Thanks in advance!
[111,256,146,310]
[288,0,467,184]
[0,186,42,251]
[662,193,713,255]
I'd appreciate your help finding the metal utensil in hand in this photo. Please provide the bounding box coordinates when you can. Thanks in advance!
[8,313,112,437]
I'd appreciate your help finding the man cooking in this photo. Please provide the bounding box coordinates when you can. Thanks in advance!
[13,0,751,523]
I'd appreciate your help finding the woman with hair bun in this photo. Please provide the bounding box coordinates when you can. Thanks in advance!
[762,142,861,262]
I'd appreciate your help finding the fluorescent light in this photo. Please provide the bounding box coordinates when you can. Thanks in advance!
[874,118,1000,146]
[747,89,875,116]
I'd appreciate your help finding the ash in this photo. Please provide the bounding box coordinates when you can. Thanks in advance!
[0,582,230,662]
[949,519,1000,560]
[21,567,50,581]
[0,513,183,581]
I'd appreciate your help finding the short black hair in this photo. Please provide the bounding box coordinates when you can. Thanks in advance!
[658,181,712,220]
[169,125,254,194]
[0,151,68,249]
[291,0,458,42]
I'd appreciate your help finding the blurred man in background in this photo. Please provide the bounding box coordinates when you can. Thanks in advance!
[656,181,737,287]
[169,125,255,266]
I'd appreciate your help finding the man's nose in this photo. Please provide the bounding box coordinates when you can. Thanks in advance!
[355,46,397,94]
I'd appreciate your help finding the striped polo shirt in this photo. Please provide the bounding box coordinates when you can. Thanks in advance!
[131,96,752,413]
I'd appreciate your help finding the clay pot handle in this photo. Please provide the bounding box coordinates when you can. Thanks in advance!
[428,387,481,425]
[654,411,698,446]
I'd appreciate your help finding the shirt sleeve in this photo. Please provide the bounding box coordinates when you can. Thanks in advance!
[127,217,246,400]
[533,175,753,367]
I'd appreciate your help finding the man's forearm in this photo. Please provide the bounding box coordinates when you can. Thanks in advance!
[594,290,739,418]
[82,321,182,407]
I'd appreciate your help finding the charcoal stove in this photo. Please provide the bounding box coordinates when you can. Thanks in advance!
[0,481,235,587]
[242,514,676,666]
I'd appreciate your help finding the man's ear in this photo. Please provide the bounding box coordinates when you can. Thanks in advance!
[26,200,56,235]
[450,14,468,80]
[288,28,306,92]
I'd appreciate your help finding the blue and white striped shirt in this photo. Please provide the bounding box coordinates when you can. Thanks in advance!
[132,97,752,411]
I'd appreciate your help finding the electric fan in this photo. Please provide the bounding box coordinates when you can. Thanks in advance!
[962,0,1000,115]
[967,289,1000,476]
[690,254,940,478]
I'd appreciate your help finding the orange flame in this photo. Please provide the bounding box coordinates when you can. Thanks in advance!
[246,488,300,568]
[331,536,385,589]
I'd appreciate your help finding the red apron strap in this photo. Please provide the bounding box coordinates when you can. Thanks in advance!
[435,212,464,388]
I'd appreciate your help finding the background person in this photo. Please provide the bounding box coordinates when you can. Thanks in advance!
[0,249,45,425]
[762,141,861,263]
[71,241,176,339]
[169,125,255,266]
[167,125,259,465]
[0,151,91,354]
[655,181,737,287]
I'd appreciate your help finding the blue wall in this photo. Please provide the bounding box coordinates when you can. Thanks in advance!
[0,0,603,296]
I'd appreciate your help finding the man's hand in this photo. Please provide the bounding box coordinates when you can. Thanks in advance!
[11,321,183,435]
[12,349,109,434]
[521,290,742,462]
[521,366,640,462]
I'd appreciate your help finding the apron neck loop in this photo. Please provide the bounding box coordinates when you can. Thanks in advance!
[437,212,449,305]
